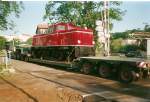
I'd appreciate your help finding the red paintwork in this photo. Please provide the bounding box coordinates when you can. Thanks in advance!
[32,22,94,47]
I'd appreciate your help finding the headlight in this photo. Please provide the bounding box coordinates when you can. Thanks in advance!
[92,41,95,45]
[77,40,81,44]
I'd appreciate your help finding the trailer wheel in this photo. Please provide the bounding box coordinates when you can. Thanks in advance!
[119,68,136,83]
[98,64,111,78]
[81,62,91,74]
[142,70,149,78]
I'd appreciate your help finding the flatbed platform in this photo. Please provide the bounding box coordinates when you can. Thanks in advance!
[80,56,150,63]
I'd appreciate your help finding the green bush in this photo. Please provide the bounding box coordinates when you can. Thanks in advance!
[0,36,7,50]
[121,44,139,53]
[111,38,123,53]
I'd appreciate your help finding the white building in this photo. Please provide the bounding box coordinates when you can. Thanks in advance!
[0,34,33,42]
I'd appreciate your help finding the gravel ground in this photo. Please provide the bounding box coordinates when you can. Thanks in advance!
[0,60,149,102]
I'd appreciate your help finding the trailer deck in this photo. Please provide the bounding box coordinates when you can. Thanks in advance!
[80,56,150,63]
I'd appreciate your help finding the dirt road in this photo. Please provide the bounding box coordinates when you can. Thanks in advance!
[0,60,150,102]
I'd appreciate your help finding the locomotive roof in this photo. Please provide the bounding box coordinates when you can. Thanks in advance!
[37,22,73,28]
[37,23,49,29]
[36,22,92,31]
[48,22,74,26]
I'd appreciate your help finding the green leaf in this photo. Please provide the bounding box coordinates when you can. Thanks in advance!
[0,1,24,30]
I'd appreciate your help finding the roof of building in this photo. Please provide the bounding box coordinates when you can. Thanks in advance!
[130,32,150,39]
[37,23,49,29]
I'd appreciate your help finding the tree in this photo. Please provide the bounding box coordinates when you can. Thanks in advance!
[26,37,32,45]
[9,38,20,47]
[112,32,129,40]
[0,1,24,30]
[44,1,125,41]
[0,36,7,50]
[111,38,123,52]
[144,24,150,32]
[121,44,140,53]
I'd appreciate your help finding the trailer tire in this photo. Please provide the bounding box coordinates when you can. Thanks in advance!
[119,68,136,83]
[143,70,149,78]
[81,62,92,74]
[98,64,111,78]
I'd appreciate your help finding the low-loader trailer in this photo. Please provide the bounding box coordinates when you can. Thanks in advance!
[13,46,150,83]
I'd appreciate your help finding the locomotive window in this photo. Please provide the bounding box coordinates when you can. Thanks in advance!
[68,26,75,30]
[36,28,48,34]
[56,25,65,31]
[48,27,54,33]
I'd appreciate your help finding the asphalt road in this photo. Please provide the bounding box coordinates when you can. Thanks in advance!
[0,60,150,102]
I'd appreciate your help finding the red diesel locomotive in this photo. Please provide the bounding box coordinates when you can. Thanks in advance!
[31,22,95,61]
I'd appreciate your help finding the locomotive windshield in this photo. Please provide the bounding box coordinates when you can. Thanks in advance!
[48,26,54,33]
[36,28,48,34]
[56,25,65,31]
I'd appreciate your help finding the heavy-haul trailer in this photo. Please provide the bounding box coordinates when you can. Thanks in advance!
[13,45,150,83]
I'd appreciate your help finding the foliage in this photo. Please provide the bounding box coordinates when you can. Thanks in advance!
[121,44,139,53]
[9,38,20,46]
[111,32,129,40]
[111,39,140,53]
[0,50,7,57]
[111,28,146,40]
[26,37,32,45]
[0,1,24,30]
[111,28,144,40]
[110,38,123,52]
[138,39,147,51]
[0,36,7,50]
[44,1,125,41]
[144,24,150,32]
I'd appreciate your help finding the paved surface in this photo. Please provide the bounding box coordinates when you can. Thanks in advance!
[0,60,150,102]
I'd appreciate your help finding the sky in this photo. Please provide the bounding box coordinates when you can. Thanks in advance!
[113,1,150,32]
[1,1,150,35]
